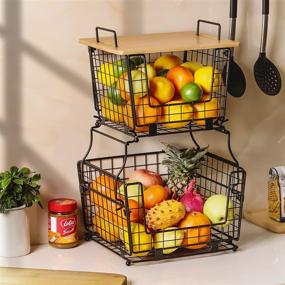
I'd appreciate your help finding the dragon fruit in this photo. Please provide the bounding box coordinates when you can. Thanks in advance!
[180,179,204,213]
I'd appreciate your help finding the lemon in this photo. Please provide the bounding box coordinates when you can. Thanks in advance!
[93,215,120,242]
[154,227,184,254]
[138,63,156,80]
[154,55,182,72]
[101,96,124,123]
[181,61,203,73]
[97,63,117,87]
[162,100,193,128]
[121,223,153,256]
[194,66,220,93]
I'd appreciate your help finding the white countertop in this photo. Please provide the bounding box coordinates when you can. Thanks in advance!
[1,220,284,285]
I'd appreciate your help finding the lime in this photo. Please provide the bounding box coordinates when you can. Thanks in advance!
[107,86,126,105]
[181,82,202,102]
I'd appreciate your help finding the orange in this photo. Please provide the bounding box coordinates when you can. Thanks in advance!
[137,96,162,125]
[161,100,193,128]
[166,66,194,95]
[193,98,219,126]
[123,96,162,132]
[91,175,120,207]
[154,55,182,72]
[143,185,167,209]
[123,99,149,132]
[149,76,175,103]
[179,212,211,249]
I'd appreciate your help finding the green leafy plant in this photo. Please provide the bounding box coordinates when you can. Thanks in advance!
[0,166,42,213]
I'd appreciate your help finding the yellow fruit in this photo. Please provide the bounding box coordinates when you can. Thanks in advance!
[97,63,116,87]
[154,227,184,254]
[161,100,193,128]
[121,223,153,256]
[146,200,186,230]
[101,96,124,123]
[181,61,203,73]
[154,55,183,72]
[138,63,156,80]
[150,76,175,103]
[194,66,220,93]
[193,98,219,126]
[93,215,120,242]
[116,70,148,101]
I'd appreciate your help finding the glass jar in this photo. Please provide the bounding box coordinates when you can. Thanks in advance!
[48,198,79,248]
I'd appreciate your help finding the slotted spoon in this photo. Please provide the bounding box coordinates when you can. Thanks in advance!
[254,0,282,96]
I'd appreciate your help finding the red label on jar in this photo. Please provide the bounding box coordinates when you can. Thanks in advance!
[48,214,78,245]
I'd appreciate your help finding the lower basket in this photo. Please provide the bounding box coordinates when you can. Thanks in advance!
[78,150,246,265]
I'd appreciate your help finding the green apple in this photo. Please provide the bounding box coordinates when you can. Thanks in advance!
[181,61,203,73]
[118,179,144,206]
[154,227,184,254]
[203,194,233,226]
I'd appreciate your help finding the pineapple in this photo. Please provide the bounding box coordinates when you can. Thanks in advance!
[146,200,186,230]
[162,144,208,198]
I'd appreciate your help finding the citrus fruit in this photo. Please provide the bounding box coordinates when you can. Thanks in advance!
[116,70,148,101]
[154,227,184,254]
[154,55,182,72]
[181,61,203,73]
[101,96,124,123]
[181,82,203,102]
[121,223,153,256]
[118,180,145,206]
[97,62,116,87]
[150,76,175,103]
[143,184,167,209]
[107,85,126,105]
[193,98,219,126]
[112,59,128,78]
[166,66,194,95]
[137,96,162,125]
[161,100,193,128]
[179,211,211,249]
[194,66,220,93]
[93,215,120,242]
[138,63,156,80]
[123,99,149,133]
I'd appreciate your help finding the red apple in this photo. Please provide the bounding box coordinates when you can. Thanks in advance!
[129,169,163,188]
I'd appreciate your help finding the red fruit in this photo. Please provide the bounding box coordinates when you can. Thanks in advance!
[129,169,163,188]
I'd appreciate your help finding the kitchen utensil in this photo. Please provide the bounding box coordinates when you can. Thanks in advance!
[222,0,246,98]
[254,0,282,96]
[0,267,127,285]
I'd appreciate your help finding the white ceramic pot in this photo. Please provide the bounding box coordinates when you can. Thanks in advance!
[0,205,31,257]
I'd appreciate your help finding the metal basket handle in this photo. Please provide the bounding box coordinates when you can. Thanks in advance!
[196,19,222,41]
[95,26,118,47]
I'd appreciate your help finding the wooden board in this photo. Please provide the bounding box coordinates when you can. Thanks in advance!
[0,267,127,285]
[80,31,239,55]
[244,209,285,233]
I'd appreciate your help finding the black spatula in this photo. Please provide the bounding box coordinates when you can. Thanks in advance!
[254,0,282,96]
[222,0,246,98]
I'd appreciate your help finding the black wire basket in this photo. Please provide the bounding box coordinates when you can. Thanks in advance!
[78,146,246,266]
[85,23,232,137]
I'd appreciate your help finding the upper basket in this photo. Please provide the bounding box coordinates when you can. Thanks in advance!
[80,22,240,137]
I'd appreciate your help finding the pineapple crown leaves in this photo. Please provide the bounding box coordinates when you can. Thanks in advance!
[161,144,208,197]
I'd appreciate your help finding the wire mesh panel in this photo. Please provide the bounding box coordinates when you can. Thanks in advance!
[78,150,245,265]
[88,47,231,137]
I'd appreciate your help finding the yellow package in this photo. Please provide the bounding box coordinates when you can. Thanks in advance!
[268,167,285,222]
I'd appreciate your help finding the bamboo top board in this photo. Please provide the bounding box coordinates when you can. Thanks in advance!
[79,31,239,55]
[244,209,285,233]
[0,267,127,285]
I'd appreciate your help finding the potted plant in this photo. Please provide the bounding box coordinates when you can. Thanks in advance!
[0,166,41,257]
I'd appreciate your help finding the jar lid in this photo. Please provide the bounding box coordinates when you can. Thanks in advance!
[48,198,77,213]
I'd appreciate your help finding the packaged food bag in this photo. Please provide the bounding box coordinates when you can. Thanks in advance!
[268,167,285,222]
